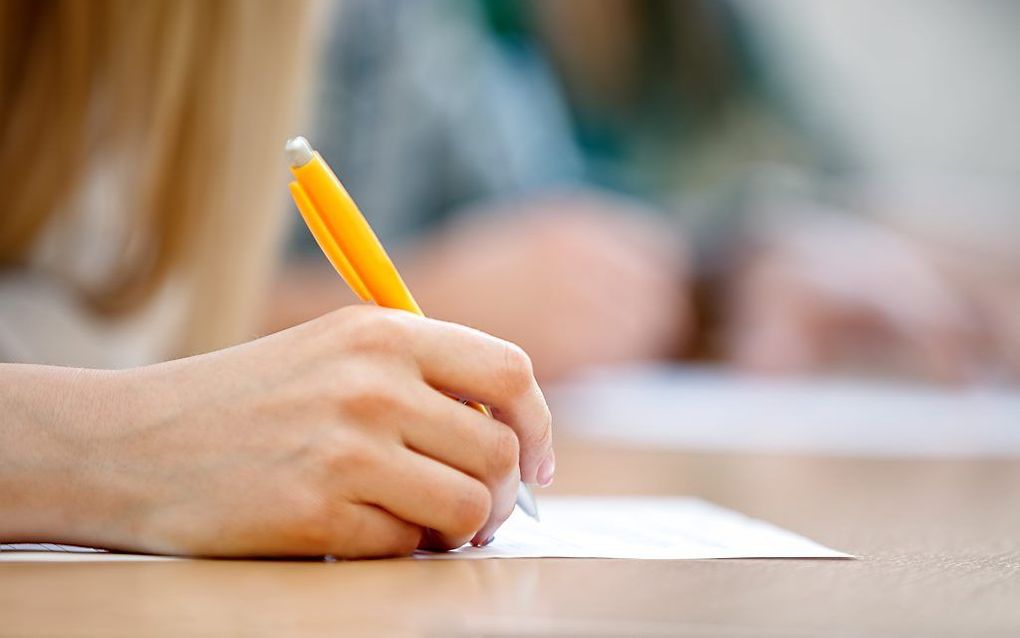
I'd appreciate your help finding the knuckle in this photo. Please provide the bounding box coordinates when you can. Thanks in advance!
[499,341,535,397]
[340,378,405,421]
[372,310,414,344]
[510,401,552,454]
[529,403,554,450]
[288,495,337,553]
[345,308,413,353]
[386,527,423,557]
[317,434,378,475]
[449,482,491,537]
[487,426,520,479]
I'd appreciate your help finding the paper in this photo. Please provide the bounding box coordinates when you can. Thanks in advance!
[549,364,1020,458]
[1,497,849,561]
[0,543,174,562]
[415,497,849,560]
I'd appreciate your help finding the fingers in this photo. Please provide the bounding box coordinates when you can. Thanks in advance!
[399,391,522,545]
[404,317,554,486]
[728,259,824,374]
[356,447,492,551]
[891,315,976,383]
[331,306,553,484]
[985,294,1020,380]
[329,504,423,559]
[727,234,983,384]
[399,391,519,481]
[471,473,519,547]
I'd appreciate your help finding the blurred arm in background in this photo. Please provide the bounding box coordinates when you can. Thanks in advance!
[723,0,1020,383]
[724,183,1020,384]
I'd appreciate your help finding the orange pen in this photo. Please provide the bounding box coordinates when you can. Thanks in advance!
[285,136,539,520]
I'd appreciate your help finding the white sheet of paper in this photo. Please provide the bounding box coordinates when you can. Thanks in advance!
[1,497,849,562]
[415,497,849,560]
[0,543,175,562]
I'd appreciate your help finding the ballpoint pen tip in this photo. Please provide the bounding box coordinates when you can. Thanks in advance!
[517,483,540,521]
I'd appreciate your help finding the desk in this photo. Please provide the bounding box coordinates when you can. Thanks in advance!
[2,437,1019,636]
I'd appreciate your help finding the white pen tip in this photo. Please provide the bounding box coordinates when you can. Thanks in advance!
[285,136,314,168]
[517,483,540,521]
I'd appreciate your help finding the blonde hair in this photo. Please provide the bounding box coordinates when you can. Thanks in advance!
[0,0,314,356]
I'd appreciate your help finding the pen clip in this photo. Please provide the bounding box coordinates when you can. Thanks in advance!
[289,182,373,302]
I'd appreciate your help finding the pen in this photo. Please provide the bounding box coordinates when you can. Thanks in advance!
[285,136,539,521]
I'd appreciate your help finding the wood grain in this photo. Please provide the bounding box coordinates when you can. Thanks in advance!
[2,437,1019,637]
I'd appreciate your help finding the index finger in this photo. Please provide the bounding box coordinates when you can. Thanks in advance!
[404,315,554,486]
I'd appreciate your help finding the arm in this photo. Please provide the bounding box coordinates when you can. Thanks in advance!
[0,365,126,545]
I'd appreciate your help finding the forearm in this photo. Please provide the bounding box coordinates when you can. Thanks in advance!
[0,364,124,544]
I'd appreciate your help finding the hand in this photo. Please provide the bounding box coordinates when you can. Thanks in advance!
[726,214,979,382]
[407,193,692,380]
[909,238,1020,382]
[18,306,553,558]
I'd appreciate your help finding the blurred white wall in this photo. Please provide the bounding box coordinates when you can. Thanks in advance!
[740,0,1020,177]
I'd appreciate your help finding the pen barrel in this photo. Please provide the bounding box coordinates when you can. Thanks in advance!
[290,154,423,315]
[289,142,538,520]
[465,400,492,418]
[291,156,493,419]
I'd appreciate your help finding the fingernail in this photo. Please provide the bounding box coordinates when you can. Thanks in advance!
[537,452,556,487]
[471,534,495,548]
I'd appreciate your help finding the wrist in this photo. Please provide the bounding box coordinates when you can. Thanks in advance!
[0,365,136,546]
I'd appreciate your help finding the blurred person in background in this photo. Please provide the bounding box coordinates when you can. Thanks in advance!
[272,0,1020,384]
[0,0,553,558]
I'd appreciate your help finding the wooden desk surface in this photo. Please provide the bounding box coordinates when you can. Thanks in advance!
[3,438,1019,637]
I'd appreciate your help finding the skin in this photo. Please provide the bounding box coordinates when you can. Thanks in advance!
[727,214,983,382]
[0,305,554,558]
